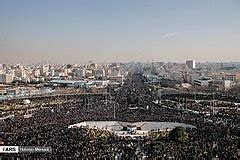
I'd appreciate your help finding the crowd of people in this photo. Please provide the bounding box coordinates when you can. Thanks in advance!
[1,73,239,159]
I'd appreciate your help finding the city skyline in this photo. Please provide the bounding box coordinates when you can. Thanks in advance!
[1,0,240,63]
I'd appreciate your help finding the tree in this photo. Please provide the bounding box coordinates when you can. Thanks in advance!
[169,126,188,142]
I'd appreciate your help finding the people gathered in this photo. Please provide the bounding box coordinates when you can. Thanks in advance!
[1,74,239,159]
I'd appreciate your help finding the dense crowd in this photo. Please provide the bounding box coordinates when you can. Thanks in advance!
[1,74,239,159]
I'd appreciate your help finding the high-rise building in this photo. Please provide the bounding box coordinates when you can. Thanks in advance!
[186,60,196,69]
[40,65,49,76]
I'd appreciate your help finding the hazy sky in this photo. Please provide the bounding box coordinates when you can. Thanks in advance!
[0,0,240,63]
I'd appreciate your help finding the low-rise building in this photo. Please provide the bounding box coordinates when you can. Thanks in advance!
[108,76,124,83]
[0,74,13,84]
[193,77,213,87]
[212,79,234,91]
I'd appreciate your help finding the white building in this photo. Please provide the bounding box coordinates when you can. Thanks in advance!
[6,74,13,83]
[0,74,13,84]
[49,69,55,77]
[40,65,49,76]
[194,77,212,87]
[105,68,111,76]
[0,67,3,74]
[91,80,109,86]
[213,79,234,91]
[186,60,196,69]
[33,69,41,77]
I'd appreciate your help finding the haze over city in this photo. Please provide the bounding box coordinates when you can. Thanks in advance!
[1,0,240,63]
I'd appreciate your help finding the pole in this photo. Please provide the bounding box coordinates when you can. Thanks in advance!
[194,88,196,102]
[212,93,215,115]
[159,90,162,104]
[114,103,116,119]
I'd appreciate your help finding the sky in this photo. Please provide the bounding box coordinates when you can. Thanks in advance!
[0,0,240,63]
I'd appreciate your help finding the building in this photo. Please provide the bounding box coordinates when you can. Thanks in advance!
[0,64,3,74]
[105,68,111,76]
[40,65,49,76]
[49,69,55,77]
[212,79,233,91]
[225,74,237,82]
[74,69,86,78]
[49,80,87,88]
[89,63,98,69]
[110,69,121,77]
[0,74,4,84]
[193,77,212,87]
[0,84,9,95]
[0,74,13,84]
[108,75,124,83]
[32,69,41,77]
[161,79,181,88]
[95,68,106,78]
[91,80,109,86]
[186,60,196,69]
